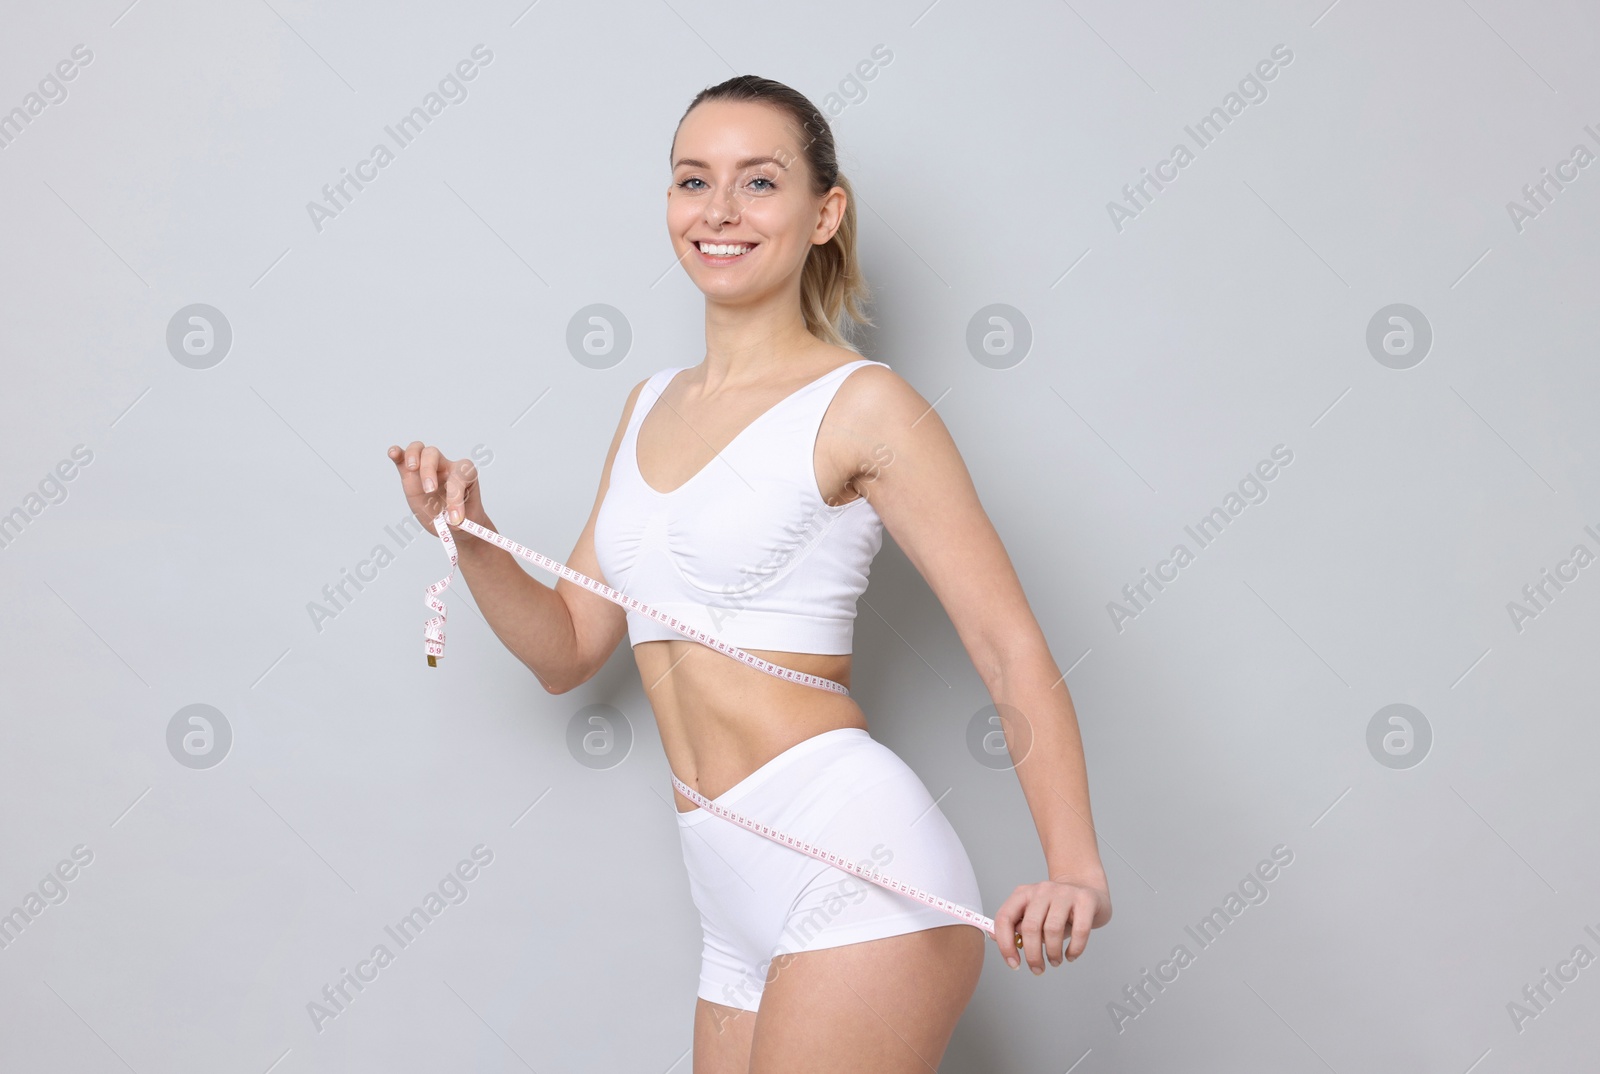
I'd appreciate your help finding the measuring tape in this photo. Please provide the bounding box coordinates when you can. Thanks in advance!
[669,773,998,937]
[424,510,1014,945]
[425,513,850,694]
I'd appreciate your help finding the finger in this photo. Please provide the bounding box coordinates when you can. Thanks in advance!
[1065,895,1093,962]
[444,460,472,524]
[404,442,430,506]
[991,901,1023,969]
[1018,901,1049,975]
[420,447,452,520]
[393,442,434,504]
[1042,897,1073,967]
[457,458,480,523]
[419,445,441,494]
[389,444,418,480]
[451,456,478,503]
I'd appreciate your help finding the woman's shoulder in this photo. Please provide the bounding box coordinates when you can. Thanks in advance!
[821,350,931,433]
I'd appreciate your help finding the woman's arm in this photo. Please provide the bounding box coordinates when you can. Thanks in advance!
[439,377,646,694]
[822,365,1110,902]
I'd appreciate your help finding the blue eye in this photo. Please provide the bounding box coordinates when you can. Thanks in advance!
[676,176,777,192]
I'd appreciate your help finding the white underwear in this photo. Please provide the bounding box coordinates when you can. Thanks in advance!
[674,727,984,1013]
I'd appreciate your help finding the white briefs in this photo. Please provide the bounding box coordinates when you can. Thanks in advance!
[673,726,985,1013]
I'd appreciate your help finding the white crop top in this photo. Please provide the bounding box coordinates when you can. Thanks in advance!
[593,359,890,655]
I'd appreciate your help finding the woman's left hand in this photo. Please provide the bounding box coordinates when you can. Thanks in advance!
[993,875,1112,973]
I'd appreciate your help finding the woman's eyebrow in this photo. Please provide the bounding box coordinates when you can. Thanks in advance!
[673,155,787,170]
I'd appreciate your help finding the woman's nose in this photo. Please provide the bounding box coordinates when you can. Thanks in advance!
[706,183,744,225]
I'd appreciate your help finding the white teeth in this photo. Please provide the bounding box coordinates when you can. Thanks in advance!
[698,242,752,256]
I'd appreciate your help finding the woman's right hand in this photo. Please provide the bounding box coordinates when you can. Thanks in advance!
[386,441,487,534]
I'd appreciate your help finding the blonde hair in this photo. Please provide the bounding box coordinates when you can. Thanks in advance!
[675,76,874,352]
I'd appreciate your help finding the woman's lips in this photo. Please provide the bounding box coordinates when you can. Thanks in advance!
[693,242,757,265]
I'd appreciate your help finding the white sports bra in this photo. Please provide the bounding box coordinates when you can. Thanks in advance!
[593,359,890,655]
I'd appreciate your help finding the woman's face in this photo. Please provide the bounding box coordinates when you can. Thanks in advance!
[667,99,840,305]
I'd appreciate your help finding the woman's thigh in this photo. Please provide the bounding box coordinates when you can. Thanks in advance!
[693,997,756,1074]
[748,924,984,1071]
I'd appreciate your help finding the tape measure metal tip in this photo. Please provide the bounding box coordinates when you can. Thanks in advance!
[427,655,437,667]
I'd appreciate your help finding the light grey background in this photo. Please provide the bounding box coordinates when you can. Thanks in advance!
[3,0,1598,1071]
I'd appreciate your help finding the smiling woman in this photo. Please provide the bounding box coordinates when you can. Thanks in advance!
[666,82,874,353]
[388,71,1110,1074]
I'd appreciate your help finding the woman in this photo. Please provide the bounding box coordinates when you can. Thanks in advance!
[388,75,1110,1072]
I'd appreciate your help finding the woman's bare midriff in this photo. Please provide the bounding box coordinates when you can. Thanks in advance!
[638,638,868,815]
